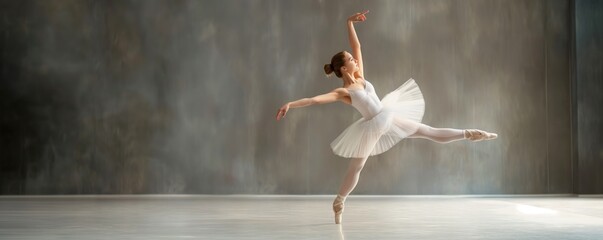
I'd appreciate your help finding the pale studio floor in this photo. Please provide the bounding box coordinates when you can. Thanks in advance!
[1,195,602,240]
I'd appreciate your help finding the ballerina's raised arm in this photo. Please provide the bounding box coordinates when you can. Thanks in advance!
[347,10,369,79]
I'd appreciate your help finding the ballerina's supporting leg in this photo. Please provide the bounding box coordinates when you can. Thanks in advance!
[407,123,497,143]
[333,156,369,224]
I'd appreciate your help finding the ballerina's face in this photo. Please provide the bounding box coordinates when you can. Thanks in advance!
[341,52,359,75]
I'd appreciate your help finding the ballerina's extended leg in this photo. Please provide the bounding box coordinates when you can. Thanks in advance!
[407,123,497,143]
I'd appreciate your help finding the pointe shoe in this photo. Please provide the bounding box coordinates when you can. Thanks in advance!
[333,195,345,224]
[464,129,498,142]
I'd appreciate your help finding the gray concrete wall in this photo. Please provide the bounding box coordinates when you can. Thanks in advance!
[575,0,603,194]
[0,0,575,194]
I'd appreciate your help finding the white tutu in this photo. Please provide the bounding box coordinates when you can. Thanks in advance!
[330,78,425,158]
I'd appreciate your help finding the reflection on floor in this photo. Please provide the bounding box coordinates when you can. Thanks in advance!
[1,195,602,239]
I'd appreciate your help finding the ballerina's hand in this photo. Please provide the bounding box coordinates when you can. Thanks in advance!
[276,103,290,121]
[348,10,369,22]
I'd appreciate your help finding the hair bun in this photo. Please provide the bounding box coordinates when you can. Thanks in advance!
[324,63,334,75]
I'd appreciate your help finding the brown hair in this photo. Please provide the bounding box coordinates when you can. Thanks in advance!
[323,51,347,78]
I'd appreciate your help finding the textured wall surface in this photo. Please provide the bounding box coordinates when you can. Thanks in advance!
[575,0,603,194]
[0,0,576,194]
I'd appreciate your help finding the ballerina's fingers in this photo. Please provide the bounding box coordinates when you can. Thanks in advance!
[359,10,369,20]
[276,109,282,120]
[276,109,287,120]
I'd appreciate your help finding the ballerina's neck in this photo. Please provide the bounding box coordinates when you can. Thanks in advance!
[346,80,368,91]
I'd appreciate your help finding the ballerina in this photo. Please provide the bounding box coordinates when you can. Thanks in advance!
[275,10,498,224]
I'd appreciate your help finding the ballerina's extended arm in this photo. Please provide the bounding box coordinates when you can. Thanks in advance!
[275,88,348,121]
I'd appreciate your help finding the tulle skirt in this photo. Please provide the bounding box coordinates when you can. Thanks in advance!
[330,78,425,158]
